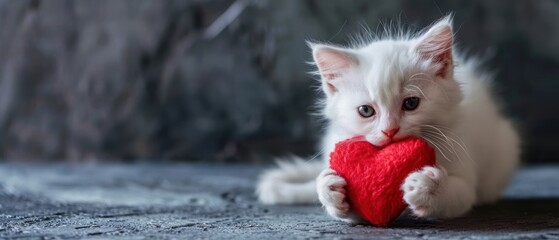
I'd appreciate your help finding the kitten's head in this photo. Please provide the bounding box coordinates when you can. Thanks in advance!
[311,17,462,147]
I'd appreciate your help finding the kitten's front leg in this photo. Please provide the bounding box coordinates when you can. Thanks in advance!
[316,168,363,223]
[402,166,476,219]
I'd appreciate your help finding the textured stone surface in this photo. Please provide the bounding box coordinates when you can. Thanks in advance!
[0,0,558,162]
[0,163,558,239]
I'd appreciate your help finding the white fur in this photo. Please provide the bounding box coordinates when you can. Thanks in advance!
[257,157,324,204]
[256,16,520,223]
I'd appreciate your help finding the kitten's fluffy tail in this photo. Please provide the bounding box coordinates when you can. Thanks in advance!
[257,157,326,204]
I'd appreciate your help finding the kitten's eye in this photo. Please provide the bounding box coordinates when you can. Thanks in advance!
[357,105,375,118]
[402,97,420,111]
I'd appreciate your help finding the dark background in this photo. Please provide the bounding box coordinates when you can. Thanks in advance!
[0,0,557,163]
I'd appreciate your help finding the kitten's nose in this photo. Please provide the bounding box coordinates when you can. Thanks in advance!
[382,128,400,138]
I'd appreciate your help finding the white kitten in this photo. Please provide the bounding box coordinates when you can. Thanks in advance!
[257,16,520,223]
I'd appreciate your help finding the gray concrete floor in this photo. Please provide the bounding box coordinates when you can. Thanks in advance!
[0,163,558,239]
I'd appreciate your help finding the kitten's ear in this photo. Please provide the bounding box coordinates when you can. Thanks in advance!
[309,43,358,95]
[416,16,454,78]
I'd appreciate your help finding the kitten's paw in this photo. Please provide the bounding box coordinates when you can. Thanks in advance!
[402,166,447,218]
[317,168,351,220]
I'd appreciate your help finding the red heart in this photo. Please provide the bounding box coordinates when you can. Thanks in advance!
[329,137,436,227]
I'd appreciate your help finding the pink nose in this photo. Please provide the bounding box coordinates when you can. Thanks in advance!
[382,128,400,138]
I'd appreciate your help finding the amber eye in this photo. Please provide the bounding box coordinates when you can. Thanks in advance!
[402,97,420,111]
[357,105,375,118]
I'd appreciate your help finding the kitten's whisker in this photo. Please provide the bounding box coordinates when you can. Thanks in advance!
[442,135,474,166]
[408,73,452,102]
[408,72,431,82]
[423,126,474,167]
[306,144,328,163]
[307,151,322,162]
[422,131,455,155]
[422,135,452,162]
[424,124,474,163]
[407,76,434,84]
[406,85,428,100]
[424,125,454,147]
[422,131,454,155]
[428,125,470,150]
[422,130,465,166]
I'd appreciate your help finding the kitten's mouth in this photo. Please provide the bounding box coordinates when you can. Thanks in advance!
[382,138,394,146]
[367,135,410,148]
[368,138,394,148]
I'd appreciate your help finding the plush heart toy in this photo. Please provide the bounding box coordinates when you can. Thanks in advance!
[329,137,436,227]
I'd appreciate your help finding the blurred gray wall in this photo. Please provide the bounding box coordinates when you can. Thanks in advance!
[0,0,557,162]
